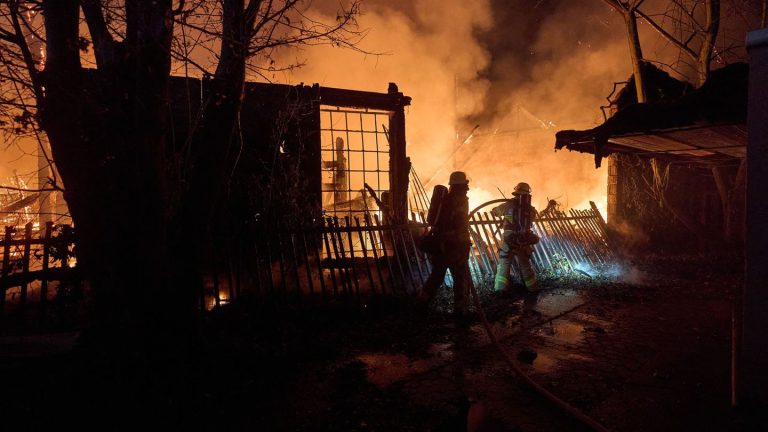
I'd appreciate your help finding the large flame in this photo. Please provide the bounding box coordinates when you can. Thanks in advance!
[271,0,626,217]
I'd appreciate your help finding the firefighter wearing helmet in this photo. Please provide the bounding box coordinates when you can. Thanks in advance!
[491,182,540,292]
[419,171,472,319]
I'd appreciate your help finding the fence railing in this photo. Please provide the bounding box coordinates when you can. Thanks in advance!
[211,214,431,309]
[0,203,614,312]
[466,201,614,285]
[205,202,614,307]
[0,222,77,314]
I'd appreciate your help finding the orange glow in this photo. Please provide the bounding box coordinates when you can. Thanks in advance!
[271,0,626,215]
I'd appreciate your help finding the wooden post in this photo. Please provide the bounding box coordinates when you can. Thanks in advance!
[41,221,53,304]
[0,226,12,313]
[20,222,32,306]
[387,83,410,225]
[320,220,339,297]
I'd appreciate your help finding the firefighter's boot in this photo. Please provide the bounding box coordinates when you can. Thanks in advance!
[494,257,511,292]
[516,255,539,292]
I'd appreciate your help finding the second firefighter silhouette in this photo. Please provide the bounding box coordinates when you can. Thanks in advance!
[492,182,540,292]
[420,171,472,316]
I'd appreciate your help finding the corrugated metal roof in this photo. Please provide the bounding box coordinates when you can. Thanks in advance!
[606,124,746,159]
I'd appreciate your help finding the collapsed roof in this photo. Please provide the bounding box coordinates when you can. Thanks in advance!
[554,63,749,167]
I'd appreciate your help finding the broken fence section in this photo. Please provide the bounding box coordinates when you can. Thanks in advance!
[207,202,615,307]
[220,215,431,309]
[0,205,614,312]
[467,201,615,286]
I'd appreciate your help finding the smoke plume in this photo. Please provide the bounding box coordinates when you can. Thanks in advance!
[274,0,634,214]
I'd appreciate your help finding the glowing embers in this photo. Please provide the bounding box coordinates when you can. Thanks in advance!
[320,106,391,220]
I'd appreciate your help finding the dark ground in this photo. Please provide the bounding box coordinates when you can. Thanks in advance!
[1,253,764,431]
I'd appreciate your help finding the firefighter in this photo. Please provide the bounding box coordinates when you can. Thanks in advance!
[420,171,472,318]
[492,182,540,293]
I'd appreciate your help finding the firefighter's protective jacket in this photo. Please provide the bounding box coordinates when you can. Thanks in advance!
[492,197,537,234]
[492,196,540,292]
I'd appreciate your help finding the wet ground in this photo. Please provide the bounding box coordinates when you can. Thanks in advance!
[195,253,757,431]
[2,254,764,431]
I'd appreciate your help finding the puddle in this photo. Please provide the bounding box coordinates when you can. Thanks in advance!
[533,319,586,345]
[357,344,451,388]
[526,348,595,373]
[530,291,585,316]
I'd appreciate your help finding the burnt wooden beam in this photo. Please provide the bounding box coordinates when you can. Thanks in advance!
[387,83,410,224]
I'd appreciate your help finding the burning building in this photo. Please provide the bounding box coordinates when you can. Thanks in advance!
[164,78,418,305]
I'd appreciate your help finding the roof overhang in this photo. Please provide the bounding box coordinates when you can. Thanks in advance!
[554,63,748,167]
[562,123,746,164]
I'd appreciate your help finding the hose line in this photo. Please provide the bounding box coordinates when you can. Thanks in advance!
[468,284,611,432]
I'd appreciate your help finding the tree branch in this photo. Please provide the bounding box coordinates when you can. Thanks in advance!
[173,0,186,15]
[635,7,698,61]
[8,0,43,102]
[600,0,627,14]
[80,0,118,68]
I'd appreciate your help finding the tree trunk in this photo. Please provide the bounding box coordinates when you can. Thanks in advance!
[42,0,200,422]
[711,160,746,246]
[625,7,647,103]
[175,0,251,301]
[697,0,721,86]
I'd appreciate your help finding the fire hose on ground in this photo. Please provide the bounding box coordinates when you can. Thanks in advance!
[467,282,611,432]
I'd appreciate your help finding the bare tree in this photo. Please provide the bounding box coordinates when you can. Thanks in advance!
[601,0,724,101]
[0,0,364,415]
[636,0,721,86]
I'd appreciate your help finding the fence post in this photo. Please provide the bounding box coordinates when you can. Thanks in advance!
[40,221,53,305]
[20,222,32,306]
[1,226,13,313]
